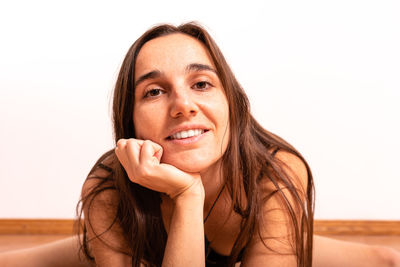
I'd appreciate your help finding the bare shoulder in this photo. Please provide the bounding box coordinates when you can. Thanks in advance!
[265,149,309,192]
[81,153,120,237]
[241,150,311,265]
[260,148,311,212]
[80,152,131,266]
[82,152,117,201]
[81,151,119,222]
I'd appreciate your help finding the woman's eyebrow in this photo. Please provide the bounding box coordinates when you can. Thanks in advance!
[135,70,161,87]
[135,64,216,87]
[185,63,217,74]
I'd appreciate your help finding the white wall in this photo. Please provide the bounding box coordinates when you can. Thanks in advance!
[0,0,399,219]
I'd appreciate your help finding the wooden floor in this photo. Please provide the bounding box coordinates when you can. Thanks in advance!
[0,234,399,253]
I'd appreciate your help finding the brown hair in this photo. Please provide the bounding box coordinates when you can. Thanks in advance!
[77,22,315,267]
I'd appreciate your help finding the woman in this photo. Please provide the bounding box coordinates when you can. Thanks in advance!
[78,22,314,266]
[1,22,399,267]
[76,22,400,267]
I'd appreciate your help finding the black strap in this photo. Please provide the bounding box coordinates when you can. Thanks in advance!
[204,184,225,224]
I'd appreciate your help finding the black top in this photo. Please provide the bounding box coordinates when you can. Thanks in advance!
[205,235,244,266]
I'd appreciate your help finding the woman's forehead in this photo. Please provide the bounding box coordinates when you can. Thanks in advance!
[134,33,215,79]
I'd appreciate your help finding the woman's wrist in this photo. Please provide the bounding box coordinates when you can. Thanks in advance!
[173,177,205,204]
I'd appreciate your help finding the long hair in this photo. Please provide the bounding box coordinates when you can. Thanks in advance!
[77,22,315,267]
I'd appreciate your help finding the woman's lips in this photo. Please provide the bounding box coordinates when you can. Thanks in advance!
[167,129,209,140]
[166,130,208,145]
[166,124,209,139]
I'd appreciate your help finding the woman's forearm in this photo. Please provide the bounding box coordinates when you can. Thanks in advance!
[313,235,400,267]
[162,182,205,267]
[0,236,91,267]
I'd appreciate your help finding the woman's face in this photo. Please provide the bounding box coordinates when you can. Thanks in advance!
[133,33,230,173]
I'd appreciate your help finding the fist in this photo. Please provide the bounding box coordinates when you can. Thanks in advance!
[114,138,202,199]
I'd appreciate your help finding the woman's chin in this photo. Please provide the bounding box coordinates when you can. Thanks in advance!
[160,156,214,174]
[164,160,204,173]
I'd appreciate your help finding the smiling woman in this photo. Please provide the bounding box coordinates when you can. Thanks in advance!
[1,22,399,267]
[79,22,315,267]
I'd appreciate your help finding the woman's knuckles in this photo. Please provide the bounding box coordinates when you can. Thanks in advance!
[116,139,127,147]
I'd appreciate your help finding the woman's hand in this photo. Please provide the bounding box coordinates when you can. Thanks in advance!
[115,138,203,199]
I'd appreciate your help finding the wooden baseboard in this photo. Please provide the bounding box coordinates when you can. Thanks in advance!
[314,220,400,235]
[0,219,399,235]
[0,219,77,235]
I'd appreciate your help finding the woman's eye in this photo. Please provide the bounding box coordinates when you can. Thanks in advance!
[144,88,163,98]
[193,81,211,90]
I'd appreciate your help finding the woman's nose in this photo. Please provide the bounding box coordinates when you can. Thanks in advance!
[169,89,199,118]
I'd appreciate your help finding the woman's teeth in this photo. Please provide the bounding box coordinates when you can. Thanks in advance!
[170,129,205,140]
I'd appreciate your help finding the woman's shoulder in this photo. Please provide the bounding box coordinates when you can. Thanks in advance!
[88,149,116,177]
[275,149,307,175]
[79,150,131,264]
[82,149,118,202]
[266,147,309,192]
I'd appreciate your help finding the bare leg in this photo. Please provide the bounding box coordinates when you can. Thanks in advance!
[0,235,92,267]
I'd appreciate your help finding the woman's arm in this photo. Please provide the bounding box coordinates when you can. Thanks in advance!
[115,139,206,266]
[0,183,206,267]
[162,179,205,267]
[0,236,91,267]
[240,150,400,267]
[313,235,400,267]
